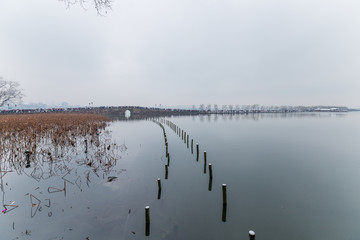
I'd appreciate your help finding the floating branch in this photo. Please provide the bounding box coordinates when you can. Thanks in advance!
[44,199,51,208]
[30,194,41,218]
[2,201,19,214]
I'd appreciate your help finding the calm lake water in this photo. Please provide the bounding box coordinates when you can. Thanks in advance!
[1,112,360,239]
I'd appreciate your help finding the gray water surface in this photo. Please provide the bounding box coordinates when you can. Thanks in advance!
[1,113,360,240]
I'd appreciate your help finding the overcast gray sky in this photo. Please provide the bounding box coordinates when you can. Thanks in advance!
[0,0,359,108]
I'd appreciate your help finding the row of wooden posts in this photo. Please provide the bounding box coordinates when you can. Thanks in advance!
[151,119,255,239]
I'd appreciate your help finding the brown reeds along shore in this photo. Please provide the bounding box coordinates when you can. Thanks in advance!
[0,113,123,176]
[0,113,108,150]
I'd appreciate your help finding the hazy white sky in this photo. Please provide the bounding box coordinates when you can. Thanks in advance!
[0,0,359,107]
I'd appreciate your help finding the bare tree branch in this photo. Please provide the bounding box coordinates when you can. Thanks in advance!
[0,77,24,107]
[59,0,112,15]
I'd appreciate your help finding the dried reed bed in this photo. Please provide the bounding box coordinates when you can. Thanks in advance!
[0,113,124,179]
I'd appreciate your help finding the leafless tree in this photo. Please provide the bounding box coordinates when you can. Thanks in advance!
[252,104,259,112]
[214,104,218,113]
[0,77,23,108]
[59,0,112,15]
[206,104,211,112]
[199,104,205,111]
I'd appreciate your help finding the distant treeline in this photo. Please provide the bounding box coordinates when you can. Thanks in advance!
[0,105,351,119]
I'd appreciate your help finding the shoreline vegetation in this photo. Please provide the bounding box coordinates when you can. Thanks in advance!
[0,105,354,121]
[0,113,123,180]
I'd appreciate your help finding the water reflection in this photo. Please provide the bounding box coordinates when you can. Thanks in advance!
[1,112,357,239]
[170,112,349,122]
[222,204,227,222]
[0,114,126,238]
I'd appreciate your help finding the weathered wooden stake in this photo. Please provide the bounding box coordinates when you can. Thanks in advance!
[184,132,186,143]
[208,177,212,191]
[187,135,189,148]
[222,184,227,206]
[209,163,213,179]
[191,139,193,153]
[145,206,150,236]
[157,178,161,191]
[249,230,255,240]
[182,130,183,140]
[196,143,199,155]
[204,151,207,174]
[165,164,168,179]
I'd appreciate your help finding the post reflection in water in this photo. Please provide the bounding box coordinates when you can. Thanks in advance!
[208,177,212,192]
[222,204,227,222]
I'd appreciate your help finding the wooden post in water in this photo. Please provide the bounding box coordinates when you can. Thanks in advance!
[182,130,183,140]
[184,132,186,143]
[196,143,199,155]
[249,230,255,240]
[157,178,161,191]
[165,164,168,179]
[191,139,193,153]
[165,142,168,156]
[222,184,227,222]
[157,178,162,199]
[204,151,207,174]
[208,163,213,179]
[222,184,227,206]
[145,206,150,236]
[187,135,189,148]
[208,163,213,191]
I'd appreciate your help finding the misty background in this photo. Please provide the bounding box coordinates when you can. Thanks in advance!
[0,0,359,108]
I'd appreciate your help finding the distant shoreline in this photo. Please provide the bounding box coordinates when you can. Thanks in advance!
[0,105,355,121]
